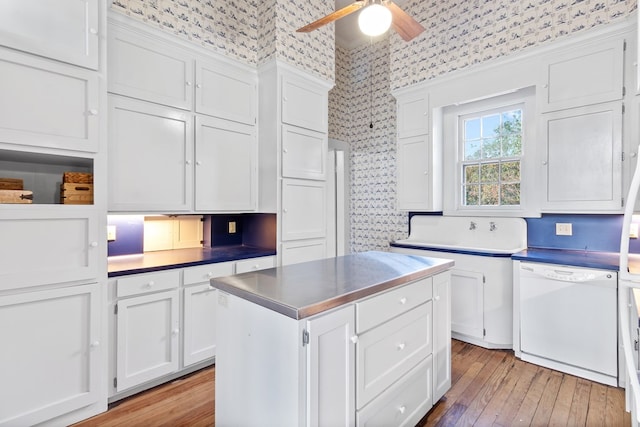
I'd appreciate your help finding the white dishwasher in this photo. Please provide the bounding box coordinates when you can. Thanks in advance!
[518,262,618,386]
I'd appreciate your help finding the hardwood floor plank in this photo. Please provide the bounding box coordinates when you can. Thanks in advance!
[491,358,539,426]
[605,385,631,426]
[510,367,552,425]
[474,358,526,426]
[566,378,591,427]
[585,382,608,426]
[548,374,577,426]
[531,370,564,426]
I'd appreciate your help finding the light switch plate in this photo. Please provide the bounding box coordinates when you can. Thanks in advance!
[630,223,638,239]
[107,225,116,241]
[555,223,572,236]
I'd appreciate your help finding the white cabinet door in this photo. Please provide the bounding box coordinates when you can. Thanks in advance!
[281,179,326,241]
[307,304,355,427]
[115,289,180,392]
[108,96,193,212]
[450,269,484,340]
[183,283,217,366]
[282,73,327,132]
[432,271,451,402]
[397,135,431,210]
[541,101,622,212]
[540,39,623,112]
[195,59,256,125]
[0,48,99,153]
[108,25,194,110]
[0,0,99,70]
[235,256,276,274]
[282,125,327,180]
[281,239,327,266]
[0,283,102,426]
[397,91,429,138]
[0,209,100,291]
[195,116,256,211]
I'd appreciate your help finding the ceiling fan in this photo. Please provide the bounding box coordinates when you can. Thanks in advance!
[296,0,425,42]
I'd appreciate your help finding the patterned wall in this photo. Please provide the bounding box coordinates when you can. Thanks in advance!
[389,0,635,90]
[110,0,334,81]
[328,45,351,142]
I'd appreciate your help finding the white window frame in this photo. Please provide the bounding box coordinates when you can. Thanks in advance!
[443,87,538,217]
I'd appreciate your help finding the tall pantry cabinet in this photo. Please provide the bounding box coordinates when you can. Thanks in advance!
[0,1,108,426]
[258,61,332,265]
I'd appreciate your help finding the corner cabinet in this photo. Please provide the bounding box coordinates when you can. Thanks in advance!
[215,271,451,426]
[107,17,257,213]
[393,87,442,211]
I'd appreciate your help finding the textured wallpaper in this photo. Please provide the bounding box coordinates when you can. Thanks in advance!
[110,0,334,81]
[389,0,635,90]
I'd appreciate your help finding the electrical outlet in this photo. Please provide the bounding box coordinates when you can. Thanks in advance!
[107,225,116,241]
[555,223,572,236]
[228,221,236,234]
[631,223,639,239]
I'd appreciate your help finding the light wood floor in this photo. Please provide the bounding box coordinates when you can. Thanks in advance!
[74,339,630,426]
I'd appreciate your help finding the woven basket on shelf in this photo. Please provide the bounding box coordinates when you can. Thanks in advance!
[63,172,93,184]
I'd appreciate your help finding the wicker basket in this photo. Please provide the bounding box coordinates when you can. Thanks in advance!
[0,178,23,190]
[63,172,93,184]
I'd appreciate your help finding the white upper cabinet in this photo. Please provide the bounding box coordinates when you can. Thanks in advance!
[281,179,326,241]
[0,48,99,153]
[541,101,623,212]
[397,135,432,211]
[281,125,327,180]
[195,60,256,125]
[195,116,256,212]
[108,95,193,212]
[281,73,328,132]
[0,0,99,70]
[397,90,429,138]
[540,38,624,112]
[108,25,193,111]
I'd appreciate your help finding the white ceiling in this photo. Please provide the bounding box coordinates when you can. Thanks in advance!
[334,0,408,49]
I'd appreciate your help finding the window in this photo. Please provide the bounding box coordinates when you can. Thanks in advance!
[460,106,522,207]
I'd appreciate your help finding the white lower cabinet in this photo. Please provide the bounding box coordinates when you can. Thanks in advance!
[281,239,327,266]
[0,282,104,427]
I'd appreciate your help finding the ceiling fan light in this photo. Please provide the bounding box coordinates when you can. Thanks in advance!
[358,4,392,37]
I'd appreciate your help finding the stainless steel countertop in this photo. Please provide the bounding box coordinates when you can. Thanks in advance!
[210,251,454,320]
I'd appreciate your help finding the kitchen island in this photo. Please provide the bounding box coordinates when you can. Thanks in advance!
[210,251,453,427]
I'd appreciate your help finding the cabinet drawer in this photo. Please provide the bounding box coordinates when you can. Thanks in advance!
[356,355,433,427]
[183,262,234,286]
[357,302,432,409]
[357,278,432,333]
[117,270,180,298]
[235,256,276,274]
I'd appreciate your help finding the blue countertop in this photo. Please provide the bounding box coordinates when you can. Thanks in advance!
[511,248,621,271]
[108,245,276,277]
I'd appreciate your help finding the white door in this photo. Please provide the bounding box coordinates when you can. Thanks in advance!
[282,125,327,181]
[281,179,326,241]
[281,74,327,132]
[195,116,256,211]
[115,289,180,392]
[0,209,100,291]
[450,269,484,340]
[183,284,217,366]
[0,283,102,426]
[0,0,99,69]
[397,90,429,138]
[397,135,431,210]
[108,96,193,212]
[307,304,355,427]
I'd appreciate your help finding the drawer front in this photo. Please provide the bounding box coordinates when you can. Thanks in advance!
[235,256,276,274]
[183,262,235,286]
[356,355,433,427]
[117,270,180,298]
[357,302,432,409]
[357,277,432,334]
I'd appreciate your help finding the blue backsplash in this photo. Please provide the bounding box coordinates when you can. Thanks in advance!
[107,215,144,256]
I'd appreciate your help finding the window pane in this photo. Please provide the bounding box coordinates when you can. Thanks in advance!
[501,183,520,205]
[464,164,479,183]
[464,140,481,160]
[482,137,501,158]
[480,184,499,205]
[502,110,522,132]
[465,118,481,140]
[481,114,500,138]
[464,184,479,205]
[481,163,499,182]
[501,161,520,182]
[502,133,522,157]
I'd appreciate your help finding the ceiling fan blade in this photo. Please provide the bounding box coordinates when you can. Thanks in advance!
[297,1,365,33]
[386,1,425,41]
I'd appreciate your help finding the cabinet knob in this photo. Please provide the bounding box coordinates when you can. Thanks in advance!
[253,264,259,269]
[434,295,441,301]
[397,342,406,351]
[90,341,100,348]
[283,148,288,154]
[89,28,98,35]
[186,160,192,165]
[399,297,407,305]
[283,97,288,102]
[398,405,406,414]
[186,81,192,86]
[207,272,214,278]
[172,328,180,336]
[90,241,98,248]
[282,208,288,213]
[423,112,427,116]
[88,109,98,116]
[196,161,202,166]
[196,83,202,89]
[423,171,428,175]
[543,84,549,88]
[542,160,548,166]
[145,281,154,288]
[350,335,359,344]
